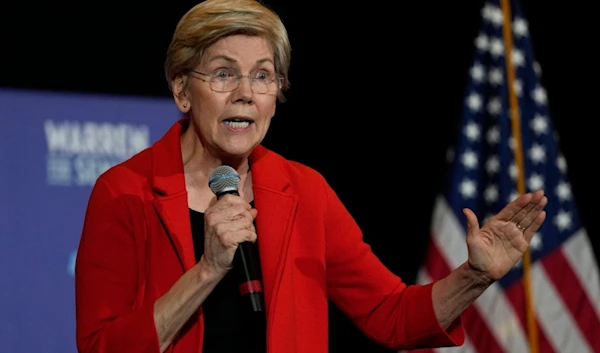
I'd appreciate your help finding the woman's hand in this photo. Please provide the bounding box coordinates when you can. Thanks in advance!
[201,193,258,277]
[464,189,548,281]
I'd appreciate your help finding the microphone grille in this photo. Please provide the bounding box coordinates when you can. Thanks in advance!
[208,165,241,195]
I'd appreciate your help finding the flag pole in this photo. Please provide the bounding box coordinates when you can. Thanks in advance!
[499,0,538,352]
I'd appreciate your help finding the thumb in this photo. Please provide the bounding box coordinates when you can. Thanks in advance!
[249,208,258,219]
[463,208,480,238]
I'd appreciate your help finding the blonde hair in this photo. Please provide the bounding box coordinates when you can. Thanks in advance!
[164,0,291,102]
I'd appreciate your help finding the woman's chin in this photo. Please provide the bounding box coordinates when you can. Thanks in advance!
[217,142,256,160]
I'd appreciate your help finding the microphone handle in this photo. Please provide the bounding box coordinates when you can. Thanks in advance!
[236,242,265,312]
[216,189,265,313]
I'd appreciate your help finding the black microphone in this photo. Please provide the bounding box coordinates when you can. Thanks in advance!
[208,165,265,313]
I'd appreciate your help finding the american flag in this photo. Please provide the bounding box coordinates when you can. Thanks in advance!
[411,0,600,352]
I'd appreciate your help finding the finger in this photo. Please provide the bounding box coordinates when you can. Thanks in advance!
[527,189,545,206]
[214,215,255,233]
[207,204,252,224]
[220,229,258,247]
[523,211,546,242]
[244,229,258,243]
[225,229,258,243]
[495,193,532,221]
[231,208,257,223]
[517,196,548,230]
[495,189,544,221]
[462,208,480,238]
[214,193,252,210]
[509,192,546,225]
[249,208,258,219]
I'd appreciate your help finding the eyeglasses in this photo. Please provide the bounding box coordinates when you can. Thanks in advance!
[190,69,283,94]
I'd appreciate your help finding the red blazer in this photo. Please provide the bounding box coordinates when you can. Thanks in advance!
[75,118,464,353]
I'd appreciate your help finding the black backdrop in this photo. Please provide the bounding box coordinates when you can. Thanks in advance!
[1,1,597,352]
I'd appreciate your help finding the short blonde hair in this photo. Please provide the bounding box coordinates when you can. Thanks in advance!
[164,0,291,102]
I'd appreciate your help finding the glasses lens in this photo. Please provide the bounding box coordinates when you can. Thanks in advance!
[210,79,231,92]
[253,81,269,94]
[209,76,277,94]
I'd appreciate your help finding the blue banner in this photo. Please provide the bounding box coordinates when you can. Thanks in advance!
[0,88,179,352]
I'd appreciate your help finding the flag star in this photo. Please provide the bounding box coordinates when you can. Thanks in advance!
[530,114,549,135]
[486,156,500,175]
[489,68,504,85]
[508,136,515,150]
[461,150,479,169]
[556,181,572,202]
[512,48,525,67]
[532,85,548,105]
[466,93,483,112]
[509,162,518,180]
[513,17,529,37]
[490,8,504,26]
[487,126,500,144]
[482,5,504,26]
[475,33,489,52]
[471,63,486,82]
[460,179,477,199]
[464,121,481,141]
[534,61,542,76]
[487,97,502,115]
[554,210,572,232]
[556,154,567,173]
[481,5,493,20]
[489,38,505,57]
[528,173,544,191]
[484,184,499,203]
[528,143,546,164]
[530,232,542,250]
[513,79,523,96]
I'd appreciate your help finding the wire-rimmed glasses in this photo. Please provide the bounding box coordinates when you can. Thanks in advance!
[190,69,283,94]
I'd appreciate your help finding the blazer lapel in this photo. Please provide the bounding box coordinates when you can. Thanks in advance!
[150,119,196,271]
[153,192,194,271]
[250,146,298,318]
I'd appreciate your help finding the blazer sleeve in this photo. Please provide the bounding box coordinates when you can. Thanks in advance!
[321,177,465,350]
[75,176,160,353]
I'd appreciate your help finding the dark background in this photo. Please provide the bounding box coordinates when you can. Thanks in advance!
[1,1,597,351]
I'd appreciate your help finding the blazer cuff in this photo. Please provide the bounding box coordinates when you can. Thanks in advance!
[403,282,465,347]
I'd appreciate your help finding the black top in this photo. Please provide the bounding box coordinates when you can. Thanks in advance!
[189,204,266,353]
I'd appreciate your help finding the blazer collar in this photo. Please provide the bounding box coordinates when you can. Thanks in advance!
[150,117,291,196]
[151,118,188,197]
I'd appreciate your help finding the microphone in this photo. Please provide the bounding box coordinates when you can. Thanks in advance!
[208,165,265,313]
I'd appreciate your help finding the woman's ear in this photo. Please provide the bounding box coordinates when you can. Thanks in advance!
[171,75,190,113]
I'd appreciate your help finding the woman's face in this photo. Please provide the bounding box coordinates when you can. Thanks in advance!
[173,34,279,159]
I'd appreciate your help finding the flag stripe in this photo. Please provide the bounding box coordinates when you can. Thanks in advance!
[531,263,593,352]
[562,229,600,318]
[502,281,557,353]
[541,245,600,351]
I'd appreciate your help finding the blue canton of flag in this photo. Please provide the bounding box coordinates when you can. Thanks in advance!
[446,0,579,288]
[414,0,600,352]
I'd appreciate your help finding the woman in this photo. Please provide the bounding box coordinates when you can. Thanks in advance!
[74,0,548,352]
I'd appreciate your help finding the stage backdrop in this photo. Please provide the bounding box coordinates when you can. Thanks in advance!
[0,88,179,353]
